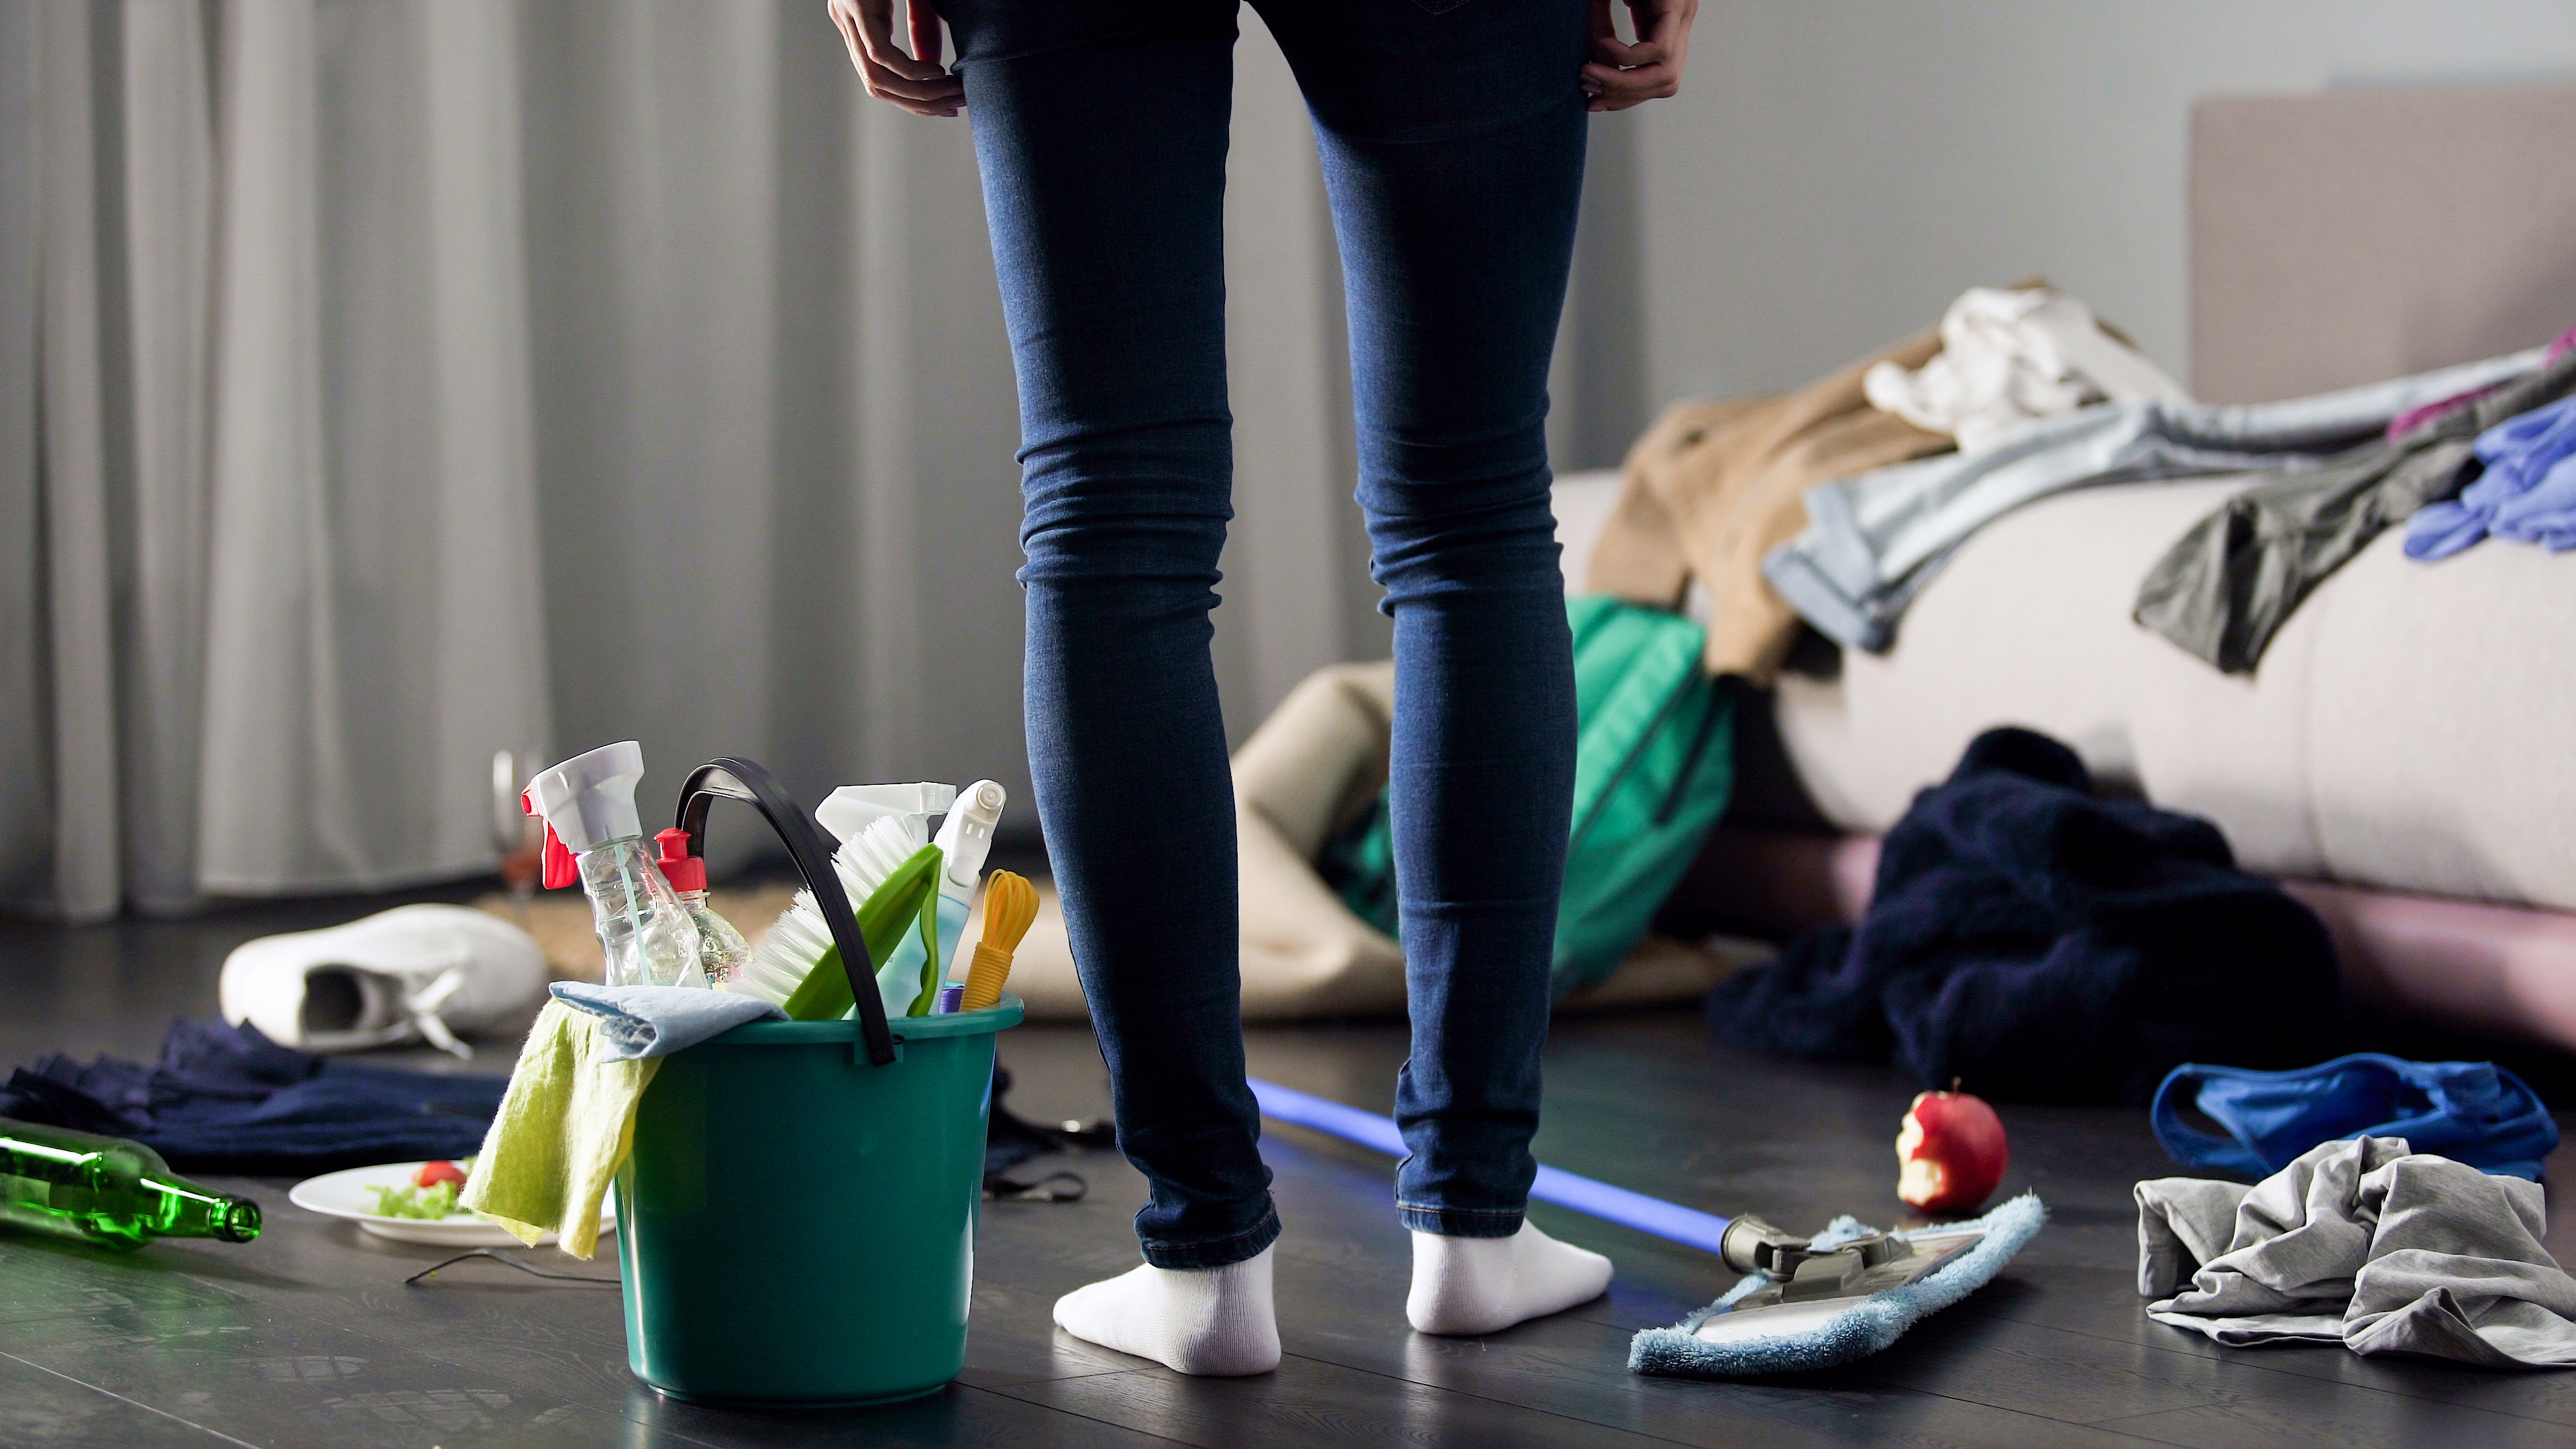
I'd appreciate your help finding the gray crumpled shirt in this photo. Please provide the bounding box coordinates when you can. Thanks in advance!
[2136,1136,2576,1368]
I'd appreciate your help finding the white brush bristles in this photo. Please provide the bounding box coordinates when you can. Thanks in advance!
[729,815,928,1006]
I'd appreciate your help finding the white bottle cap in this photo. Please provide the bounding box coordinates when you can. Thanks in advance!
[525,741,647,853]
[816,782,959,845]
[934,780,1007,890]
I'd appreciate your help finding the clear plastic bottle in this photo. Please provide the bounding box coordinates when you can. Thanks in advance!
[525,742,705,989]
[655,828,750,987]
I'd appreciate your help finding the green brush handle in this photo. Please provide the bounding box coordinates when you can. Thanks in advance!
[778,845,943,1024]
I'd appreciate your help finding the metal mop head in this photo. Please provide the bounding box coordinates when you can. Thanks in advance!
[1629,1193,2047,1377]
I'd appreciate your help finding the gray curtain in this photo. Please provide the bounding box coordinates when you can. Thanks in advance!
[0,3,1638,912]
[3,0,551,920]
[3,0,1497,921]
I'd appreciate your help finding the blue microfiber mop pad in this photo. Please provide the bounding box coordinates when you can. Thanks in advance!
[1629,1193,2047,1377]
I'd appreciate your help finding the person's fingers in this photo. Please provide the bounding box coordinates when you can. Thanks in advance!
[1639,0,1692,73]
[828,1,869,78]
[853,1,945,80]
[1592,36,1662,68]
[907,0,943,71]
[1580,0,1693,110]
[1585,0,1626,60]
[826,0,959,113]
[1580,60,1679,111]
[865,68,965,103]
[874,91,961,118]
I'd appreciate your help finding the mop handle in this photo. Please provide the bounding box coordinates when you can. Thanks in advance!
[1248,1079,1735,1256]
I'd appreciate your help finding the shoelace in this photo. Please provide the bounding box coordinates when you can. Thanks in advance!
[403,965,473,1059]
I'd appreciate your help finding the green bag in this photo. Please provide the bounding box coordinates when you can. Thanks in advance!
[1319,595,1734,999]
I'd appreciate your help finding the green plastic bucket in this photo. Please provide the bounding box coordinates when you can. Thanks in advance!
[611,755,1026,1406]
[614,997,1024,1405]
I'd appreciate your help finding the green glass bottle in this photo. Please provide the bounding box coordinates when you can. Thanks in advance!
[0,1117,261,1250]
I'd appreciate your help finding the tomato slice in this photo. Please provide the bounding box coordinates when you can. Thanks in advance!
[414,1160,467,1190]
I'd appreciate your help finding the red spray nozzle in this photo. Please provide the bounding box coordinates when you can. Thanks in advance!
[525,788,579,890]
[653,827,706,893]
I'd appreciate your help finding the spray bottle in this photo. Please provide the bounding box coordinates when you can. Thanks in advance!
[877,780,1007,1013]
[524,742,705,989]
[654,828,749,987]
[814,783,957,1016]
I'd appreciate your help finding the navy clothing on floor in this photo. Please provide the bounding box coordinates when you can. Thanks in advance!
[1,1020,502,1174]
[1705,728,2351,1105]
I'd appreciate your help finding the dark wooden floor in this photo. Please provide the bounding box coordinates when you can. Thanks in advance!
[8,891,2576,1448]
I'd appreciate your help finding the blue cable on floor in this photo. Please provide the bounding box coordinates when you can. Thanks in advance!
[1246,1077,1735,1254]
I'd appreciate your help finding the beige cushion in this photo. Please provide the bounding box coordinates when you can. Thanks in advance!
[1771,476,2576,912]
[2192,83,2576,405]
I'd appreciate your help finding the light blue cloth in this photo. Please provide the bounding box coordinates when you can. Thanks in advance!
[1763,348,2547,651]
[2404,394,2576,561]
[547,982,784,1060]
[1629,1195,2048,1377]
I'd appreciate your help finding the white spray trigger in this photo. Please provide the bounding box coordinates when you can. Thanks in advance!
[816,782,958,845]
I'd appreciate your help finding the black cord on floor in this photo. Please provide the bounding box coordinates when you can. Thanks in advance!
[403,1248,619,1286]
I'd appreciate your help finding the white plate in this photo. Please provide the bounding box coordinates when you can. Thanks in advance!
[288,1161,616,1247]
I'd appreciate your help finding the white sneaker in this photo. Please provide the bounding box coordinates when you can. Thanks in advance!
[218,905,549,1058]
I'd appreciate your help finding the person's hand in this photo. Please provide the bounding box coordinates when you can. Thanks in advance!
[1580,0,1696,112]
[827,0,963,117]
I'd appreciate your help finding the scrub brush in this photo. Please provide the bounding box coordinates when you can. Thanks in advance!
[732,812,928,1005]
[959,871,1036,1012]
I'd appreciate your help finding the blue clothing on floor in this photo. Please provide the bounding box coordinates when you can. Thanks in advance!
[0,1019,503,1173]
[1705,728,2353,1105]
[944,0,1588,1267]
[2404,394,2576,560]
[547,982,783,1060]
[2153,1054,2559,1181]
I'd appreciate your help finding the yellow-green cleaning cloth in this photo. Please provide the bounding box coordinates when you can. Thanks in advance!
[458,1000,656,1259]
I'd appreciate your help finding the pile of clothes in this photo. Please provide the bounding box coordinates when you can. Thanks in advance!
[2139,1136,2576,1369]
[1593,285,2576,676]
[1701,727,2351,1105]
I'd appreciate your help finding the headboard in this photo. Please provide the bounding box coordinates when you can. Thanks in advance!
[2191,80,2576,405]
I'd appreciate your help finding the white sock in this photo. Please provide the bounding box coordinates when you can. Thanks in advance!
[1405,1221,1613,1336]
[1051,1243,1281,1376]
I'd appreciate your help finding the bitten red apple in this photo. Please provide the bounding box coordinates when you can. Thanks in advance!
[1896,1087,2007,1214]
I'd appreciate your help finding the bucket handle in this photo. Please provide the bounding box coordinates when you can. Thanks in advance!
[673,757,897,1067]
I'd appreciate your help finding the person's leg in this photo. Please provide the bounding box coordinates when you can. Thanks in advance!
[1253,0,1609,1334]
[942,0,1278,1373]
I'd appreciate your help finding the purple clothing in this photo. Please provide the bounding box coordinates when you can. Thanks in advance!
[2385,324,2576,441]
[2404,393,2576,561]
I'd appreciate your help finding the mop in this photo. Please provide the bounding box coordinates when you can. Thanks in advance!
[1248,1079,2045,1377]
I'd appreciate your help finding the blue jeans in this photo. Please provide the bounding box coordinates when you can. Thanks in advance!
[945,0,1587,1269]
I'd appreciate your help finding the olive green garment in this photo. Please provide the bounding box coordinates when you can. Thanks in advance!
[2136,350,2576,674]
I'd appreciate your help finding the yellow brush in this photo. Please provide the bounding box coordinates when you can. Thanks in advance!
[961,871,1036,1012]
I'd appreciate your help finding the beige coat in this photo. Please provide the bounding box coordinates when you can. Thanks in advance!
[1588,331,1953,682]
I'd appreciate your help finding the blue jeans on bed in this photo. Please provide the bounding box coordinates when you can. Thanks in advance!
[943,0,1588,1269]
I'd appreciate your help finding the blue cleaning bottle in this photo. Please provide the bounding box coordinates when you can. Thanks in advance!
[875,780,1006,1014]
